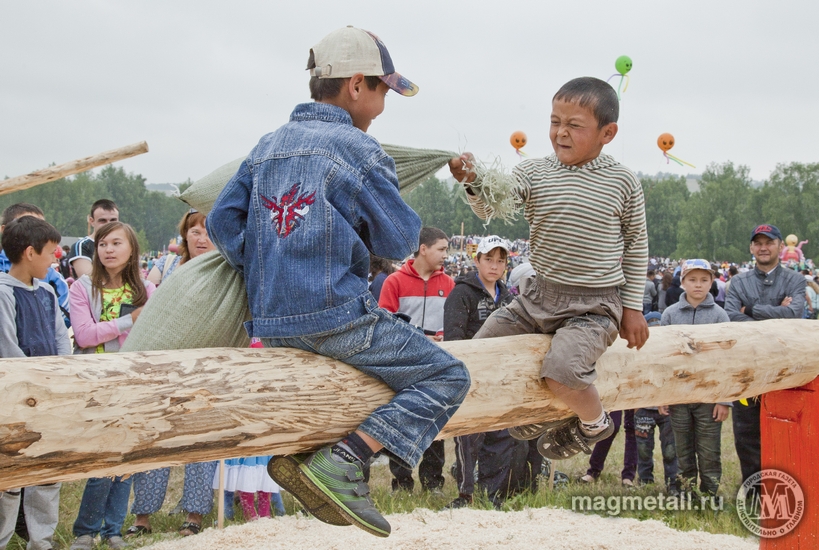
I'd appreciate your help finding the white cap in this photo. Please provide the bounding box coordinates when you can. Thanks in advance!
[476,235,510,256]
[308,26,418,96]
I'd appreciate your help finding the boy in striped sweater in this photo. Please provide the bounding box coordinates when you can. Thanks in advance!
[449,77,649,460]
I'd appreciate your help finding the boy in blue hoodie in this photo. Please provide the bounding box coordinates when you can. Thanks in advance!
[208,27,469,538]
[662,259,730,496]
[0,216,70,550]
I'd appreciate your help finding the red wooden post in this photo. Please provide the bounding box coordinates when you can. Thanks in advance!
[760,376,819,549]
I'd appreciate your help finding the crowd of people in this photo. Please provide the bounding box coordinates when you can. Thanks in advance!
[3,24,818,546]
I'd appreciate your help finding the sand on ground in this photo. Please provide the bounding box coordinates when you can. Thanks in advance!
[140,507,757,550]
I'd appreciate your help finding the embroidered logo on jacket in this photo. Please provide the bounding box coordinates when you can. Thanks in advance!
[260,184,316,238]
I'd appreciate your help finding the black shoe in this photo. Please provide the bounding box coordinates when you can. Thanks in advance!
[444,495,472,509]
[509,418,575,441]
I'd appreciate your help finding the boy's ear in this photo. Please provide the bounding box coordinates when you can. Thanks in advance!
[600,122,618,145]
[23,245,35,261]
[347,73,366,100]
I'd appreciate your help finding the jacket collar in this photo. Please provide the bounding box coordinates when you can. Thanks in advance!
[678,292,716,310]
[400,259,445,280]
[290,102,353,126]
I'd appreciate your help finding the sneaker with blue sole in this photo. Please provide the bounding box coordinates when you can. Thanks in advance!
[299,446,391,538]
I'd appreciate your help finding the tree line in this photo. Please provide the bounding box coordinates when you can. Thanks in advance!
[4,160,816,264]
[0,166,189,253]
[405,161,819,263]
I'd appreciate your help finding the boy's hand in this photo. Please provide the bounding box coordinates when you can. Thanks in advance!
[657,405,670,416]
[620,308,649,350]
[712,404,730,422]
[449,153,476,184]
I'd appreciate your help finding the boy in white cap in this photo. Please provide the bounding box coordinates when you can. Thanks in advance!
[662,259,730,496]
[208,27,469,538]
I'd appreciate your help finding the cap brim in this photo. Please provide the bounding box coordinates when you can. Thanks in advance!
[380,72,418,96]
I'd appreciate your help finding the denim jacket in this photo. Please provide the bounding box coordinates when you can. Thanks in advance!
[207,102,422,338]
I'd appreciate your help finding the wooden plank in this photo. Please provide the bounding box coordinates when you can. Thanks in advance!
[0,141,149,196]
[0,319,817,490]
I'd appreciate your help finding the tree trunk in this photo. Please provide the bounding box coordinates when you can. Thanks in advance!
[0,141,149,196]
[0,320,816,490]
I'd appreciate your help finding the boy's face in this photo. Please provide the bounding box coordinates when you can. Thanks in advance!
[681,270,713,303]
[475,248,506,284]
[549,99,617,167]
[30,241,61,280]
[349,79,390,133]
[420,238,449,270]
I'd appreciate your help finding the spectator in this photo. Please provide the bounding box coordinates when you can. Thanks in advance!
[68,222,155,550]
[0,217,69,550]
[664,259,730,496]
[68,199,119,279]
[379,227,454,492]
[725,224,806,483]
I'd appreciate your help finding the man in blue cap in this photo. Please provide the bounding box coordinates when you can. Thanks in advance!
[724,224,806,483]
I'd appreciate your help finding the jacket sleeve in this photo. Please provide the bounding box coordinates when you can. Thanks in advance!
[69,282,126,349]
[377,273,400,313]
[206,158,252,274]
[725,277,754,322]
[751,274,806,320]
[443,286,470,342]
[0,290,25,357]
[359,156,421,261]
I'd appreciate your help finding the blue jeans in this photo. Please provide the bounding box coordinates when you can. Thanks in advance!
[634,409,678,490]
[263,304,470,468]
[72,477,132,539]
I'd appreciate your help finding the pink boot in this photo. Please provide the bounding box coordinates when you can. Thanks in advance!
[239,491,259,521]
[258,492,272,518]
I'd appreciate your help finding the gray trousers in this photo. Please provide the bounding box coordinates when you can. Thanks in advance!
[0,485,61,550]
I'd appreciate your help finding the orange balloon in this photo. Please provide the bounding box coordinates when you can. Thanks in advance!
[510,131,527,150]
[657,133,675,152]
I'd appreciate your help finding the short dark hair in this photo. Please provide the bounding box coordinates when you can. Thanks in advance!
[1,203,44,227]
[90,199,118,219]
[308,76,382,101]
[415,227,448,256]
[1,216,61,263]
[553,77,619,128]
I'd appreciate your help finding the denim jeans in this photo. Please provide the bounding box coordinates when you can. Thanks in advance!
[634,409,678,490]
[262,302,470,468]
[72,476,132,539]
[586,410,638,481]
[669,403,723,495]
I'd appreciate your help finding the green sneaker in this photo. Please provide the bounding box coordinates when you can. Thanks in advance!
[299,446,391,538]
[267,455,350,526]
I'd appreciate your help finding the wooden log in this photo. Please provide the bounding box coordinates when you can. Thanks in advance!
[0,319,817,490]
[0,141,149,196]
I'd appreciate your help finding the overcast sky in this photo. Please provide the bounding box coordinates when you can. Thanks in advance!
[2,1,818,186]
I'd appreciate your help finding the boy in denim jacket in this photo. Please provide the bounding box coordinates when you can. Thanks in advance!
[208,26,470,538]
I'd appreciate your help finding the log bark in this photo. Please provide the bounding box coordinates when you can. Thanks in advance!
[0,319,817,489]
[0,141,149,196]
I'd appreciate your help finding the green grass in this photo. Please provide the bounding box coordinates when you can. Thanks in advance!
[7,419,752,549]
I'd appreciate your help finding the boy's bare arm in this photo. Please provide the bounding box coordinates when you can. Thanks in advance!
[619,307,649,350]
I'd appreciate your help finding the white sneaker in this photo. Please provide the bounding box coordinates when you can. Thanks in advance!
[70,535,95,550]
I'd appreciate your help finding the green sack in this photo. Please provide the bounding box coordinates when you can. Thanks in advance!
[121,251,251,352]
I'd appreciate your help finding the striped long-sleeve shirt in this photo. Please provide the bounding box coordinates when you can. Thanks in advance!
[467,153,648,310]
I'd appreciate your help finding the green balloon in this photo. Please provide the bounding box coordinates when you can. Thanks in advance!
[615,55,632,75]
